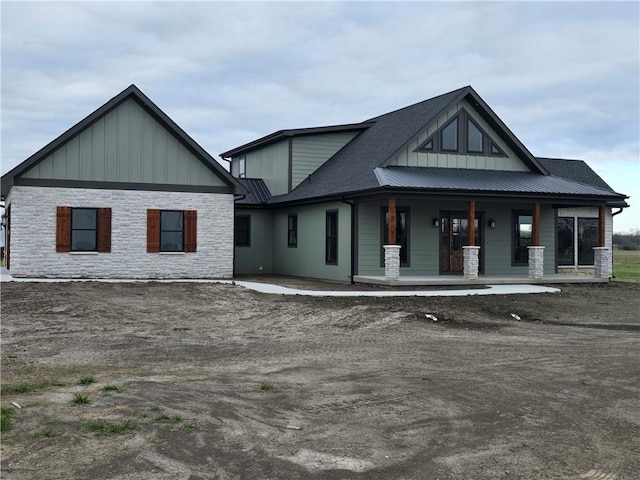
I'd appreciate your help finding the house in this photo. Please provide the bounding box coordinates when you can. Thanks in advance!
[1,85,244,279]
[222,86,628,284]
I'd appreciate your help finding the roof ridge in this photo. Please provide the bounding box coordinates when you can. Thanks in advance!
[364,86,471,122]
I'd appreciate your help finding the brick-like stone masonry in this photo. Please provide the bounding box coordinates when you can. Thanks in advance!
[7,186,234,279]
[528,246,545,279]
[463,246,480,280]
[383,245,401,280]
[593,247,612,279]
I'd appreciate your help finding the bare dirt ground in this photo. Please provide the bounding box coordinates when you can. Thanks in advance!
[1,279,639,480]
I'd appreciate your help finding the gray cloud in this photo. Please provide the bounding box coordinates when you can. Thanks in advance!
[2,1,638,231]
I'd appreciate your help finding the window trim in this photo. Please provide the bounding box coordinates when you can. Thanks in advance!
[287,214,298,248]
[466,116,484,154]
[237,156,246,179]
[512,210,533,266]
[440,116,459,152]
[234,214,251,247]
[325,210,338,265]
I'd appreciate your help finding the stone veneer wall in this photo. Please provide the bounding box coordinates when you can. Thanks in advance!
[6,186,234,279]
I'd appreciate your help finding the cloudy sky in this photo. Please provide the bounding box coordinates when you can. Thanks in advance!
[1,1,638,232]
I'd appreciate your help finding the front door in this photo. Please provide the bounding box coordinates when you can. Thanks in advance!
[440,212,481,273]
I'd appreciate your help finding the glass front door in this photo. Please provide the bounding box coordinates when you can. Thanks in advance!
[440,212,481,273]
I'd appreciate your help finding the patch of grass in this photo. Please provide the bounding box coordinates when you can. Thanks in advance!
[149,405,162,412]
[1,407,15,433]
[83,419,136,436]
[35,426,57,438]
[0,380,66,395]
[153,413,170,422]
[613,249,640,282]
[183,422,195,429]
[260,382,281,393]
[78,376,96,386]
[171,414,183,423]
[72,393,91,405]
[101,385,123,393]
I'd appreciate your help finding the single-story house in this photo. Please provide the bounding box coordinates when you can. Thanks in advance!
[1,85,245,279]
[222,86,629,284]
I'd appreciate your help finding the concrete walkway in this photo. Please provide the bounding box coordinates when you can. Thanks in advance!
[1,268,560,297]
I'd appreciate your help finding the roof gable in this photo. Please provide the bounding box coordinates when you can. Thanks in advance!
[2,85,244,196]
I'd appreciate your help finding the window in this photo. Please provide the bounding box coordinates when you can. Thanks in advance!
[147,209,197,253]
[578,218,598,265]
[381,207,410,266]
[557,217,574,266]
[467,119,484,153]
[287,214,297,247]
[513,212,532,265]
[71,208,97,251]
[416,109,506,157]
[238,156,246,178]
[440,118,458,152]
[325,210,338,265]
[56,206,111,253]
[235,215,251,247]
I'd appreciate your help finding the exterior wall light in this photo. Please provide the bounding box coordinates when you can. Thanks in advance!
[432,217,440,228]
[488,218,496,229]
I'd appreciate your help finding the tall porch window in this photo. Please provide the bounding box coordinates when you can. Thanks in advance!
[578,218,598,265]
[557,217,574,266]
[513,212,532,265]
[381,207,410,266]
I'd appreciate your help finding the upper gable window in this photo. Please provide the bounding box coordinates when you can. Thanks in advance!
[440,118,458,152]
[417,109,506,157]
[467,119,483,153]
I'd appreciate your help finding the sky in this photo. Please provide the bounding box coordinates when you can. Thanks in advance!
[1,1,639,232]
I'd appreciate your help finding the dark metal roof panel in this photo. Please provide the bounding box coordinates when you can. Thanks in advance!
[373,166,626,198]
[236,178,272,204]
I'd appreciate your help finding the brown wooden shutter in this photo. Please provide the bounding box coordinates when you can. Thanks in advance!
[184,210,197,253]
[97,208,112,253]
[147,209,160,253]
[56,206,71,252]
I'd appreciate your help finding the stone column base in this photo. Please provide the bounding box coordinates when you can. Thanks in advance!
[593,247,612,279]
[463,246,480,280]
[383,245,401,280]
[528,246,545,279]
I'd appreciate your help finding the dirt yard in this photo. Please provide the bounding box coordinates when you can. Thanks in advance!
[1,280,639,480]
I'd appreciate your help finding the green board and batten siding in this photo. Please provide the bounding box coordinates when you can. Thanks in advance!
[291,132,359,189]
[384,98,530,172]
[21,99,225,187]
[234,140,290,196]
[234,209,274,275]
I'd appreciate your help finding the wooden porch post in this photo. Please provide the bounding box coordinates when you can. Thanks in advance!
[388,197,396,245]
[468,200,475,246]
[532,203,540,246]
[598,205,606,247]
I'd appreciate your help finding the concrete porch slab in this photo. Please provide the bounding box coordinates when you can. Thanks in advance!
[353,274,608,286]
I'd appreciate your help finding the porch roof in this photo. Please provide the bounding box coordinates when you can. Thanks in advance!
[373,166,627,201]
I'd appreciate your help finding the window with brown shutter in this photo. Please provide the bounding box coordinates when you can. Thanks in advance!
[148,209,197,253]
[56,206,71,252]
[147,209,160,253]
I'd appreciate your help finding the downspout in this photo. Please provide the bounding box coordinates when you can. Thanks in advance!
[341,197,355,284]
[611,208,624,279]
[612,208,624,217]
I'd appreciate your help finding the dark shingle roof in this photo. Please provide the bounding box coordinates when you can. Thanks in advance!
[537,157,615,191]
[236,178,272,205]
[374,166,626,199]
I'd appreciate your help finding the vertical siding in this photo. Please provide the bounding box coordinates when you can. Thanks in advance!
[20,99,225,187]
[234,209,274,275]
[239,140,290,196]
[291,132,359,188]
[385,99,530,172]
[270,202,352,282]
